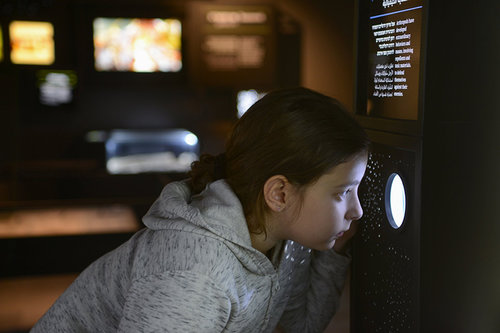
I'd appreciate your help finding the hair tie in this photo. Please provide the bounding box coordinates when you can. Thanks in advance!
[214,153,226,179]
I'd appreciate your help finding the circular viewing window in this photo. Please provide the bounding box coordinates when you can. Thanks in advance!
[385,173,407,229]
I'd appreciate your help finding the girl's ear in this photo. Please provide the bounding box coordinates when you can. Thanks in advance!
[263,175,290,212]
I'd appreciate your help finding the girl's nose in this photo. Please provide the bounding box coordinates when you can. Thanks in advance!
[347,195,363,221]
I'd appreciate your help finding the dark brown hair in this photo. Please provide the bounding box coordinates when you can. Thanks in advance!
[189,87,370,234]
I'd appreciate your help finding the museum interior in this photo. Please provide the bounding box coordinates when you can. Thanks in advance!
[0,0,498,332]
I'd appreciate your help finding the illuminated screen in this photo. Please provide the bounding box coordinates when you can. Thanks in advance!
[9,21,55,65]
[104,129,199,174]
[366,0,423,120]
[37,70,77,106]
[93,18,182,72]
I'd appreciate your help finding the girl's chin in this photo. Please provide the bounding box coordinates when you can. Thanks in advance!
[311,239,336,251]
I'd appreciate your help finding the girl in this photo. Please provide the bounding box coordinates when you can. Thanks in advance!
[32,87,370,333]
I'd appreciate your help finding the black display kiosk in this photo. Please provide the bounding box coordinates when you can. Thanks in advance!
[351,0,500,332]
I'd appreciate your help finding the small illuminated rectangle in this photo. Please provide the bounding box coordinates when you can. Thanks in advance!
[37,70,77,106]
[9,21,55,65]
[93,17,182,72]
[105,129,199,174]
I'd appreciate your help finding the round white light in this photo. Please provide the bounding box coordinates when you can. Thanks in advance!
[237,89,266,118]
[385,173,407,229]
[184,133,198,146]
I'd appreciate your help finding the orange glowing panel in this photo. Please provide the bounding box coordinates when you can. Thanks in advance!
[9,21,55,65]
[0,205,139,238]
[0,26,3,62]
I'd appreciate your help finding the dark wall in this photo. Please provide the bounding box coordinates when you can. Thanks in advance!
[421,1,500,332]
[277,0,355,110]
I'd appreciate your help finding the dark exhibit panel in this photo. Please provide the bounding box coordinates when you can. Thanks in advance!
[352,0,500,332]
[353,132,421,332]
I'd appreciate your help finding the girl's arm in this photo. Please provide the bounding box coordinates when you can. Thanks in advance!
[118,271,231,332]
[277,224,357,333]
[278,249,351,333]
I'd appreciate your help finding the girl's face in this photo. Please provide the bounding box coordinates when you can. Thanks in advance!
[281,153,367,251]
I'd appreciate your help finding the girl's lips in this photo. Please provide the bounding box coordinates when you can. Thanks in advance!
[336,231,344,238]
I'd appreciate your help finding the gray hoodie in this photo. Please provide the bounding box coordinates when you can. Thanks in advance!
[31,180,350,333]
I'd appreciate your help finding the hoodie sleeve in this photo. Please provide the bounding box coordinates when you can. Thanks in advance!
[118,271,231,333]
[278,249,351,333]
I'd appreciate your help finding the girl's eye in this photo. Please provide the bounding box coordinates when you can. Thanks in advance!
[336,189,352,199]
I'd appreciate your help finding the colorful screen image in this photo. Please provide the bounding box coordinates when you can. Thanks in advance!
[9,21,55,65]
[93,18,182,72]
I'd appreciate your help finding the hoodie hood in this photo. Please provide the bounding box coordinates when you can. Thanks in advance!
[142,180,274,275]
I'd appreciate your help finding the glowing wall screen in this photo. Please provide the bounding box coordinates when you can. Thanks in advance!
[93,18,182,72]
[9,21,55,65]
[366,0,423,120]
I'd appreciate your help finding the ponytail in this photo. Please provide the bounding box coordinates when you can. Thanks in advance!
[188,153,226,194]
